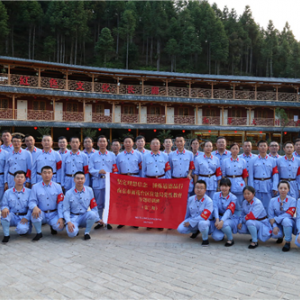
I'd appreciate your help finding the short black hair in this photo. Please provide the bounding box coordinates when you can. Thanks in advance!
[269,140,279,146]
[150,138,160,144]
[295,138,300,144]
[243,185,255,195]
[195,180,207,189]
[41,166,53,173]
[191,138,199,144]
[283,141,294,148]
[203,140,213,147]
[111,139,120,144]
[135,135,146,142]
[69,136,80,142]
[257,140,268,147]
[97,135,107,142]
[74,171,85,177]
[229,142,239,149]
[278,180,290,190]
[175,135,185,140]
[14,170,26,177]
[243,140,252,145]
[84,136,94,142]
[58,136,67,142]
[2,130,11,136]
[24,134,34,139]
[123,136,134,142]
[220,178,232,187]
[12,134,22,141]
[164,138,173,142]
[216,136,227,142]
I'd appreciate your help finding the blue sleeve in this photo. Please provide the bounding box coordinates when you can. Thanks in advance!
[31,155,37,185]
[194,156,199,175]
[268,198,276,220]
[272,158,279,190]
[63,190,71,223]
[84,154,90,186]
[56,152,62,184]
[25,192,32,220]
[216,157,221,180]
[1,190,9,210]
[61,155,66,188]
[138,152,143,177]
[89,156,100,178]
[4,156,8,183]
[198,199,213,222]
[26,151,32,183]
[116,155,121,174]
[222,195,237,222]
[57,185,64,219]
[221,159,226,178]
[248,159,254,187]
[274,198,296,224]
[29,185,39,210]
[297,199,300,234]
[142,155,147,178]
[165,155,171,179]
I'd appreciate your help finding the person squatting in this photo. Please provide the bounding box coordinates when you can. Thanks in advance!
[1,131,300,252]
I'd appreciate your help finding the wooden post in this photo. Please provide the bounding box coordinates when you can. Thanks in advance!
[136,129,139,136]
[91,74,94,92]
[139,103,142,123]
[249,107,252,125]
[12,95,15,119]
[196,106,198,125]
[166,80,168,96]
[222,107,224,125]
[112,102,115,122]
[245,130,247,141]
[165,104,167,124]
[117,77,120,94]
[276,86,279,101]
[80,128,83,149]
[255,84,257,100]
[38,68,41,87]
[211,83,214,99]
[65,71,69,90]
[52,98,55,121]
[189,81,191,98]
[233,84,236,99]
[83,99,86,122]
[12,126,15,133]
[297,87,299,102]
[110,128,112,143]
[51,127,54,140]
[273,108,276,126]
[8,65,11,85]
[141,79,144,95]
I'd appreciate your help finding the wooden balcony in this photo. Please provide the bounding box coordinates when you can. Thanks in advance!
[0,108,14,119]
[147,114,166,124]
[251,118,274,126]
[62,111,84,122]
[174,115,195,125]
[28,110,53,121]
[121,114,138,123]
[202,116,221,125]
[227,117,248,126]
[92,112,112,123]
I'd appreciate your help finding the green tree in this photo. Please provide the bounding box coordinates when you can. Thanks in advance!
[275,108,289,153]
[0,1,9,52]
[95,27,114,67]
[165,38,179,72]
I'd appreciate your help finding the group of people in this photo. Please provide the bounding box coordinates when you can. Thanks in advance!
[0,130,300,251]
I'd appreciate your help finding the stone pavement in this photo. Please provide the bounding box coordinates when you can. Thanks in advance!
[0,225,300,299]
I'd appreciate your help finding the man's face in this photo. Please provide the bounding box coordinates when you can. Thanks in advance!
[12,138,22,149]
[84,138,93,150]
[2,132,11,144]
[111,142,121,153]
[70,138,80,151]
[284,143,294,155]
[269,142,279,154]
[97,138,108,150]
[216,138,226,150]
[41,169,53,182]
[191,140,199,152]
[58,138,67,149]
[136,138,145,149]
[243,142,252,154]
[175,137,185,149]
[42,136,53,149]
[124,138,133,150]
[14,174,26,186]
[163,139,173,149]
[74,174,85,186]
[294,142,300,153]
[150,140,160,152]
[194,183,206,198]
[258,142,268,154]
[25,136,35,148]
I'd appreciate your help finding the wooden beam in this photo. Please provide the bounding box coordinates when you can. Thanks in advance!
[80,128,83,149]
[83,99,86,122]
[12,95,15,119]
[189,81,191,98]
[110,128,112,143]
[38,68,41,88]
[211,83,214,99]
[65,71,69,90]
[166,80,168,96]
[276,86,278,101]
[196,105,198,125]
[112,102,115,122]
[51,127,54,141]
[139,103,141,123]
[117,77,120,94]
[222,107,224,125]
[52,98,55,121]
[8,65,11,85]
[165,104,167,124]
[91,74,94,92]
[297,87,299,102]
[141,78,144,95]
[254,84,257,100]
[233,84,235,99]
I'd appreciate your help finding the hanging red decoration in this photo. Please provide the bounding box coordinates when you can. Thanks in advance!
[153,129,156,132]
[98,128,101,131]
[66,127,70,131]
[34,127,37,130]
[128,129,131,132]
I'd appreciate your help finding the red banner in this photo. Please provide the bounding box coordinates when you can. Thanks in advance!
[104,174,190,229]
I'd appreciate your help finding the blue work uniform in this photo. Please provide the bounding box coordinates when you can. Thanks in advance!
[89,150,118,219]
[222,157,248,214]
[194,154,222,199]
[83,148,96,187]
[26,147,42,162]
[61,151,89,191]
[5,149,32,188]
[142,151,171,179]
[29,181,65,234]
[177,194,213,241]
[212,150,231,166]
[268,196,296,242]
[116,150,142,177]
[270,154,281,160]
[163,150,173,157]
[238,197,272,243]
[248,155,279,211]
[0,149,8,205]
[32,149,62,185]
[1,187,31,236]
[293,151,300,158]
[238,153,257,172]
[276,156,300,199]
[169,149,194,196]
[211,192,238,241]
[57,149,70,158]
[1,143,13,155]
[137,148,150,156]
[63,186,99,237]
[294,199,300,247]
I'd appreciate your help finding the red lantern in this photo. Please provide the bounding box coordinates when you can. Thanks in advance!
[98,128,101,131]
[259,131,262,134]
[208,130,211,133]
[34,127,37,130]
[128,129,131,132]
[153,129,156,132]
[182,130,185,133]
[66,127,70,131]
[234,131,237,133]
[284,131,287,135]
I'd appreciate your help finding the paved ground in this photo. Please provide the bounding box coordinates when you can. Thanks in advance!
[0,225,300,300]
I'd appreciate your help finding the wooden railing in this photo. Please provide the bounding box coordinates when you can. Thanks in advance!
[227,117,248,126]
[147,114,166,124]
[251,118,274,126]
[28,110,54,121]
[121,114,139,123]
[202,116,221,125]
[62,111,84,122]
[92,113,112,123]
[174,115,195,124]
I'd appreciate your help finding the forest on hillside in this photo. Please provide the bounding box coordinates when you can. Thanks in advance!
[0,0,299,78]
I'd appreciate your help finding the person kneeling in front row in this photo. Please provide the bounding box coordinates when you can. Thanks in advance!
[63,171,99,240]
[237,186,272,249]
[177,180,213,247]
[1,171,31,243]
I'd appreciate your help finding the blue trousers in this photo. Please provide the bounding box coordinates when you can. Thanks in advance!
[93,188,105,221]
[1,212,30,236]
[31,211,64,234]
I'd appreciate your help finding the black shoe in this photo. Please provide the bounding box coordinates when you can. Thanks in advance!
[50,226,57,235]
[2,236,10,243]
[32,233,43,241]
[282,242,290,252]
[158,228,164,231]
[132,226,139,229]
[276,238,283,244]
[225,240,234,247]
[19,234,27,237]
[117,225,124,229]
[147,227,152,230]
[94,224,103,230]
[106,224,112,230]
[248,242,258,249]
[84,234,91,240]
[190,230,200,239]
[202,240,209,247]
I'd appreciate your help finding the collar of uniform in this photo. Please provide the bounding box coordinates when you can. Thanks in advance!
[216,150,228,155]
[26,147,37,152]
[195,195,205,202]
[176,149,185,154]
[13,187,25,193]
[250,200,254,205]
[13,149,22,154]
[243,153,252,157]
[278,197,288,202]
[99,150,108,155]
[124,150,134,154]
[75,187,85,193]
[219,192,230,199]
[4,144,13,148]
[42,181,52,187]
[230,157,239,162]
[43,149,52,154]
[141,149,145,153]
[70,151,80,155]
[204,154,213,159]
[151,151,161,155]
[258,154,268,159]
[284,155,294,161]
[194,151,199,157]
[294,152,299,156]
[59,149,67,154]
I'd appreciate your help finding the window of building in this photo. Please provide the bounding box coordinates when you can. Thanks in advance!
[178,107,189,116]
[231,110,242,118]
[33,101,46,111]
[95,104,104,114]
[0,99,8,109]
[66,103,78,112]
[124,105,134,115]
[149,106,161,115]
[256,110,272,118]
[204,108,218,117]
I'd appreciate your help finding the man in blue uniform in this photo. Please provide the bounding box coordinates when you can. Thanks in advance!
[29,166,65,241]
[1,131,13,154]
[61,137,89,192]
[248,140,279,211]
[1,171,31,243]
[89,135,118,230]
[83,137,96,160]
[25,134,42,162]
[116,136,142,229]
[135,136,150,155]
[163,138,173,156]
[212,136,231,166]
[31,135,62,185]
[63,171,99,240]
[239,140,257,172]
[0,148,7,205]
[177,180,213,246]
[293,138,300,157]
[57,136,70,157]
[111,139,121,157]
[269,141,281,159]
[4,135,32,189]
